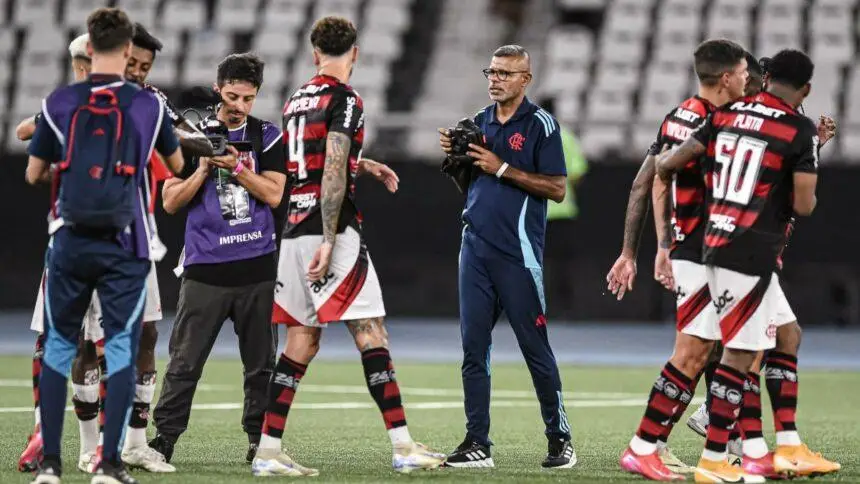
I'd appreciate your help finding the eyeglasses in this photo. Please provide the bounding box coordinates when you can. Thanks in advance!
[482,68,530,81]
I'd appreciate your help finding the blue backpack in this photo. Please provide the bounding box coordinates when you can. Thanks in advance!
[56,85,139,229]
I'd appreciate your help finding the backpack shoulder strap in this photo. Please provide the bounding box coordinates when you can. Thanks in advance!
[247,115,264,156]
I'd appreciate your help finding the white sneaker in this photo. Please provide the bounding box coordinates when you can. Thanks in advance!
[687,403,709,438]
[30,472,61,484]
[393,442,445,474]
[658,446,695,474]
[121,445,176,473]
[251,448,319,477]
[78,452,98,473]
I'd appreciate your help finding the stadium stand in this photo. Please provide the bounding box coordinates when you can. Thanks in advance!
[0,0,858,162]
[544,0,857,162]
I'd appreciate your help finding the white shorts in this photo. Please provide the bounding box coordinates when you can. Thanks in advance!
[706,266,788,351]
[771,280,797,327]
[673,260,720,340]
[30,262,163,342]
[273,226,385,327]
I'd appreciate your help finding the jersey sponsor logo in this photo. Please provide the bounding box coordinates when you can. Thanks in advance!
[291,193,318,209]
[509,132,526,151]
[218,230,263,246]
[710,213,737,232]
[343,96,356,128]
[285,95,321,115]
[674,107,701,123]
[732,114,764,132]
[293,83,331,97]
[665,121,694,141]
[729,101,787,119]
[310,271,336,294]
[712,289,735,315]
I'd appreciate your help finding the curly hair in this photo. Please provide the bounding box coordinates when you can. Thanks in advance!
[310,16,357,57]
[767,49,814,89]
[87,7,134,53]
[217,53,265,89]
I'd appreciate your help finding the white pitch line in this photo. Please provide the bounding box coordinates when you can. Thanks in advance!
[0,380,644,400]
[0,379,32,387]
[0,397,703,414]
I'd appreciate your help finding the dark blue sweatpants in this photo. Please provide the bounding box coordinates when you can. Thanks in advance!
[459,229,571,446]
[41,227,149,464]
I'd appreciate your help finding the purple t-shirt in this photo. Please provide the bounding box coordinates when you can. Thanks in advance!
[183,118,284,267]
[28,74,179,260]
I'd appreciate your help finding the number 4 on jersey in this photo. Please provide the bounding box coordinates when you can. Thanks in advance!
[713,133,767,205]
[287,115,307,180]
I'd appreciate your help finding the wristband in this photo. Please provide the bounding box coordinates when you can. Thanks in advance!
[231,161,245,177]
[495,162,509,178]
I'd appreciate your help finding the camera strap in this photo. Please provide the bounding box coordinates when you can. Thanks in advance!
[247,115,264,160]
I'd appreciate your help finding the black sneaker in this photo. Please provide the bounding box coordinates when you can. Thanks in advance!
[91,459,138,484]
[32,456,62,484]
[245,442,258,464]
[541,437,576,469]
[443,437,494,468]
[148,434,175,464]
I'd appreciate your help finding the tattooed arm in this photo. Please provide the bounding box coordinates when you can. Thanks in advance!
[652,175,673,250]
[606,154,655,300]
[652,174,675,290]
[321,132,351,244]
[307,131,352,281]
[621,154,656,257]
[656,137,705,181]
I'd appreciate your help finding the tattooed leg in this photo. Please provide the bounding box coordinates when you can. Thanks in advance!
[346,318,415,448]
[346,318,389,352]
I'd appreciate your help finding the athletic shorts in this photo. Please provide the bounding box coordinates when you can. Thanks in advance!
[673,259,719,341]
[771,279,797,327]
[30,261,163,342]
[273,226,385,327]
[706,266,787,351]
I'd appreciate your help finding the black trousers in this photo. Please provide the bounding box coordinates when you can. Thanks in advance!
[153,278,276,443]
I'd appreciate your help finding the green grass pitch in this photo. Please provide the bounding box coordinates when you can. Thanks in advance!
[0,356,856,482]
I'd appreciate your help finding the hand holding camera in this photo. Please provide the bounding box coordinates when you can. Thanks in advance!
[208,145,241,171]
[438,118,487,193]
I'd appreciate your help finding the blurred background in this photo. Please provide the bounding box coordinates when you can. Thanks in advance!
[1,0,859,330]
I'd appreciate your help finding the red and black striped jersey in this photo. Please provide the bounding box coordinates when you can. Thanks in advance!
[692,92,818,276]
[282,74,365,238]
[648,95,716,262]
